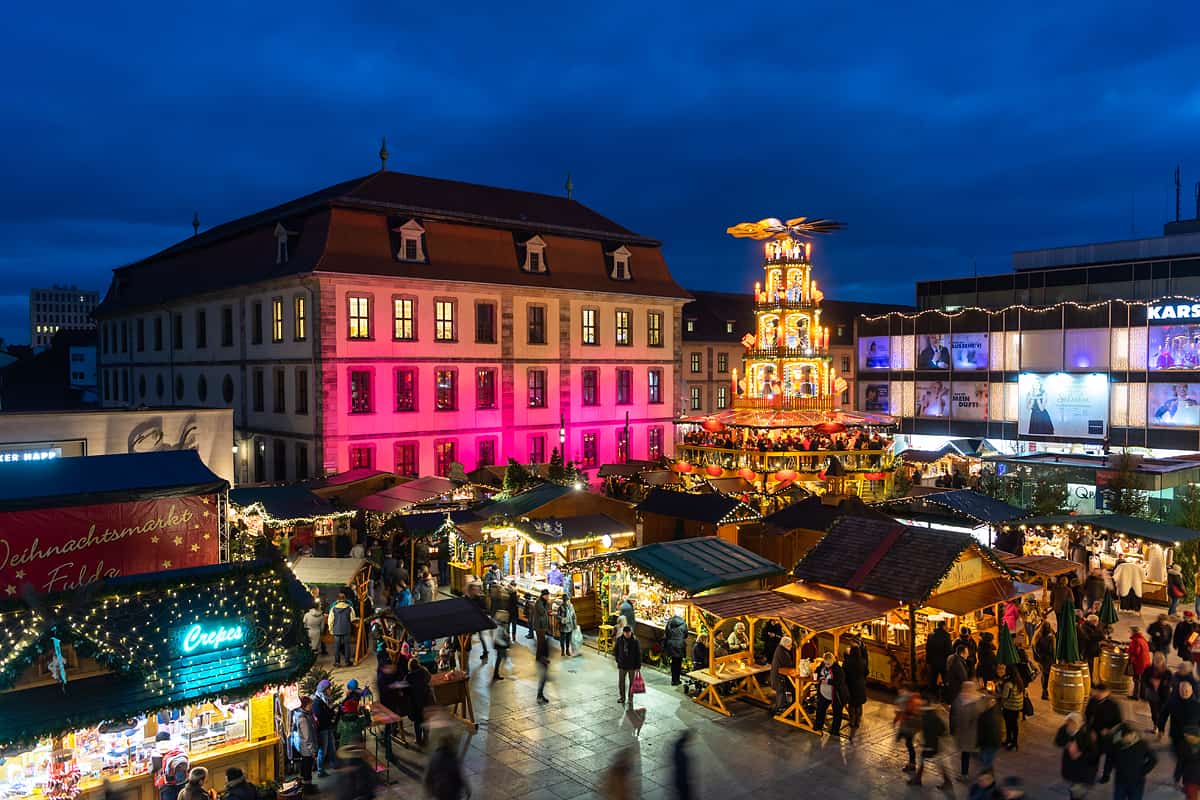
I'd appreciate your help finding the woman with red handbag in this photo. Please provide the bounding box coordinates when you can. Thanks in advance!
[614,626,642,705]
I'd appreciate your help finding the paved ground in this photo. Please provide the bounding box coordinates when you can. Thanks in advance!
[312,604,1195,799]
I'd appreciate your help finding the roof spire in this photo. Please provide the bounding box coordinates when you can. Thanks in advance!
[565,171,574,200]
[192,211,200,237]
[379,137,389,172]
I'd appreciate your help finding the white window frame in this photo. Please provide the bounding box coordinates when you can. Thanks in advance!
[523,235,548,273]
[394,219,426,262]
[609,245,632,280]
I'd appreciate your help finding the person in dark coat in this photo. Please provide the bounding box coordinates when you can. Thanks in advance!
[505,582,519,639]
[423,737,466,800]
[976,631,998,686]
[691,637,708,672]
[1142,652,1172,739]
[664,613,689,686]
[1149,613,1174,658]
[814,651,849,737]
[1084,682,1122,784]
[1177,612,1198,661]
[1110,724,1157,800]
[1078,616,1103,672]
[614,626,642,705]
[760,618,783,663]
[1032,621,1056,700]
[926,621,952,695]
[945,645,971,721]
[1168,678,1200,784]
[842,643,868,731]
[405,657,432,747]
[1082,569,1106,609]
[1054,713,1098,799]
[770,636,796,714]
[1050,575,1073,617]
[219,768,255,800]
[954,628,978,677]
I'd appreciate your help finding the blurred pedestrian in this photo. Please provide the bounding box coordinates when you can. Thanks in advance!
[1169,678,1200,785]
[1054,712,1098,800]
[1143,651,1171,739]
[672,731,693,800]
[333,744,375,800]
[842,642,867,732]
[464,582,489,663]
[536,626,551,704]
[1084,682,1122,784]
[423,737,468,800]
[953,681,984,780]
[967,769,1000,800]
[1149,613,1173,659]
[1110,724,1156,800]
[492,611,511,682]
[908,704,952,789]
[602,748,635,800]
[893,687,923,773]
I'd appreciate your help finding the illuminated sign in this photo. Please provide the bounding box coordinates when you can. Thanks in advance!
[1148,303,1200,320]
[180,621,245,654]
[0,449,60,463]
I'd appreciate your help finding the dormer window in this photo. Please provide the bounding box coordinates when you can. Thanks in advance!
[522,235,548,273]
[394,220,426,263]
[609,246,632,280]
[274,222,295,264]
[725,321,735,334]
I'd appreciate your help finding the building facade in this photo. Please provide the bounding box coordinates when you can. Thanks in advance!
[95,171,689,483]
[30,285,99,348]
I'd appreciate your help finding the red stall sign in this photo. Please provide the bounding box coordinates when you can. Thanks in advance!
[0,494,220,595]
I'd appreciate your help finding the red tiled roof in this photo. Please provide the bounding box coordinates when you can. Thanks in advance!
[97,171,688,316]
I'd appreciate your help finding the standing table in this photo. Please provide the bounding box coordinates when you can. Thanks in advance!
[685,661,771,717]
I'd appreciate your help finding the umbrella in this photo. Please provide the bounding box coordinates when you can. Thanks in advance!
[704,464,724,477]
[701,418,726,433]
[737,467,757,482]
[1098,591,1119,626]
[813,421,847,435]
[997,625,1021,666]
[1056,598,1080,663]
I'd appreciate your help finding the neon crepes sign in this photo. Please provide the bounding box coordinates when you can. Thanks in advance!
[179,621,246,654]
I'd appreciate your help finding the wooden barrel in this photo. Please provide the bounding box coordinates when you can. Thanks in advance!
[1097,644,1131,695]
[1050,662,1091,714]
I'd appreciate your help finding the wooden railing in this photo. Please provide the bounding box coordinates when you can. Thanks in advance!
[674,444,893,475]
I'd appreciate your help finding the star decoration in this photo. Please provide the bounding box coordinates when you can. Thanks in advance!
[150,535,160,543]
[202,510,210,518]
[203,533,211,540]
[173,536,183,546]
[190,544,200,552]
[162,560,172,569]
[14,570,24,579]
[5,585,15,596]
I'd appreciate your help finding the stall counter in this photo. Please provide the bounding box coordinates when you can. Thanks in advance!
[76,738,279,800]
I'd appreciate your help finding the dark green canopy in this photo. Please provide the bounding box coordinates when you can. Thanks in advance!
[1056,598,1080,663]
[997,625,1021,665]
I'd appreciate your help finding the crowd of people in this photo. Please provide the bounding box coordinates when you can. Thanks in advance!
[681,427,889,454]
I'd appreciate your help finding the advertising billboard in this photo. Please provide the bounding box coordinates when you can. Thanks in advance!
[0,494,220,593]
[861,382,890,412]
[859,336,891,370]
[950,333,988,371]
[916,334,951,370]
[1149,382,1200,427]
[915,381,951,417]
[1148,322,1200,370]
[1017,373,1108,439]
[950,382,989,421]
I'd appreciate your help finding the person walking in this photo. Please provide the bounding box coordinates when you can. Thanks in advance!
[505,581,519,640]
[177,768,215,800]
[1032,619,1056,700]
[1143,651,1171,740]
[926,620,952,697]
[1170,565,1187,616]
[1149,613,1174,660]
[291,696,318,793]
[303,603,325,657]
[954,627,978,677]
[531,589,551,655]
[770,635,796,714]
[945,644,971,728]
[1111,724,1156,800]
[1169,679,1200,786]
[842,642,868,732]
[976,693,1002,774]
[1177,611,1198,661]
[814,651,848,737]
[953,682,984,780]
[614,626,642,705]
[423,737,468,800]
[1055,712,1098,800]
[1085,682,1123,784]
[996,664,1025,751]
[465,582,489,663]
[312,679,338,777]
[894,687,924,773]
[491,611,511,682]
[1051,575,1073,617]
[536,623,551,704]
[1126,626,1151,702]
[977,631,998,689]
[559,596,578,657]
[664,612,688,686]
[327,590,358,668]
[405,657,432,748]
[672,731,694,800]
[908,704,953,789]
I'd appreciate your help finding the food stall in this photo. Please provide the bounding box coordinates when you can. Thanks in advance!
[229,485,353,558]
[564,537,785,659]
[0,557,313,800]
[1000,514,1200,605]
[789,516,1039,688]
[291,556,373,663]
[873,489,1029,548]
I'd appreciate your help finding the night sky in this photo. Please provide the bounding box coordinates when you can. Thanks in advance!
[4,3,1200,345]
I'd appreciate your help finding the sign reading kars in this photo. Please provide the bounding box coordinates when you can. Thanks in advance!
[1148,303,1200,320]
[180,622,245,654]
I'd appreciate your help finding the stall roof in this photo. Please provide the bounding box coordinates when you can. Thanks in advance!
[393,597,496,641]
[397,509,478,535]
[305,468,390,488]
[688,589,891,634]
[476,482,573,518]
[1010,514,1200,545]
[568,536,784,594]
[355,476,460,513]
[685,589,801,619]
[0,450,227,512]
[0,557,312,746]
[635,488,760,525]
[597,460,659,478]
[780,598,894,633]
[518,513,632,545]
[875,489,1029,526]
[705,476,756,496]
[999,553,1082,579]
[763,495,892,533]
[291,556,369,586]
[229,485,338,520]
[898,449,953,464]
[793,516,1009,604]
[926,577,1041,616]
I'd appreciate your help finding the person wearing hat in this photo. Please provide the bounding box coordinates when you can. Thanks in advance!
[219,767,255,800]
[177,768,215,800]
[614,625,642,705]
[311,679,337,777]
[1149,613,1174,660]
[1084,682,1122,784]
[1110,723,1157,799]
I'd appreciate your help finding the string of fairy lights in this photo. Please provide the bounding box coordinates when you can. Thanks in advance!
[861,296,1200,323]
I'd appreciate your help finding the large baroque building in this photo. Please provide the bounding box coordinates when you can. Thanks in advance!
[95,169,689,483]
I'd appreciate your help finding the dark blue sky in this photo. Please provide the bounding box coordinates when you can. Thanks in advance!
[4,3,1200,344]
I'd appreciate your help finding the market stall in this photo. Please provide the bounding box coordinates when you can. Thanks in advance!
[1000,514,1200,605]
[291,556,373,663]
[229,485,353,558]
[387,599,496,730]
[396,510,479,594]
[872,489,1029,547]
[790,516,1039,688]
[635,488,761,546]
[564,537,785,659]
[0,557,313,800]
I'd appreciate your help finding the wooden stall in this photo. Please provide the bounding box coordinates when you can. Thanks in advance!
[292,556,374,663]
[635,488,761,545]
[789,516,1039,688]
[230,485,353,558]
[873,489,1029,548]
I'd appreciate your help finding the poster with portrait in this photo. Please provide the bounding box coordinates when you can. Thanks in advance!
[861,382,890,412]
[1147,323,1200,370]
[915,334,951,369]
[950,333,988,370]
[858,336,891,370]
[915,381,951,417]
[1148,382,1200,427]
[1017,373,1108,439]
[950,382,989,421]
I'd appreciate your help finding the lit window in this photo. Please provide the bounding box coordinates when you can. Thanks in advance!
[294,296,307,341]
[435,299,456,342]
[690,385,701,410]
[615,310,632,346]
[271,297,284,343]
[717,353,729,373]
[350,370,372,413]
[435,440,456,476]
[528,369,547,408]
[581,307,598,345]
[436,369,457,410]
[717,385,729,409]
[616,428,629,461]
[393,297,415,341]
[648,311,663,347]
[686,318,696,333]
[395,443,418,477]
[582,433,597,468]
[726,321,735,334]
[648,369,662,404]
[690,353,702,373]
[350,446,373,470]
[476,369,496,409]
[648,427,662,460]
[348,296,371,339]
[395,368,416,411]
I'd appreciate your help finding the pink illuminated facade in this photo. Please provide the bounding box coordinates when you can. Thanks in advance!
[95,170,689,483]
